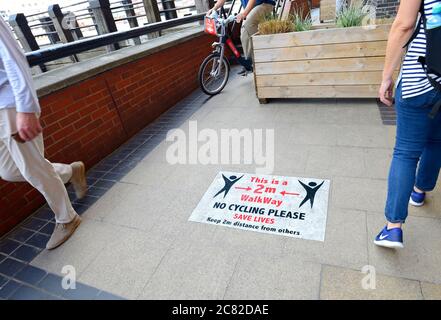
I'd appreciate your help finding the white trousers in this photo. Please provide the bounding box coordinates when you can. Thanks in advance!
[240,3,274,60]
[0,108,77,223]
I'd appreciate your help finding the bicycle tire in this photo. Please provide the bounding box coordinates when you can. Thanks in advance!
[198,53,230,96]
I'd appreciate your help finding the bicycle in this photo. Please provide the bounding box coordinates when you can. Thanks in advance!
[198,11,253,96]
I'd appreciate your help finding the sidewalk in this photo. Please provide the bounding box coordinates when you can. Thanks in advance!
[2,68,441,299]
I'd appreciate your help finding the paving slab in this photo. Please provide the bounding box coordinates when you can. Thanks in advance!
[274,101,382,127]
[281,208,368,270]
[31,218,121,277]
[332,177,387,213]
[120,161,178,187]
[78,225,176,300]
[80,182,175,232]
[203,75,261,108]
[272,146,309,178]
[337,125,392,149]
[320,265,423,300]
[421,282,441,300]
[363,148,392,180]
[367,213,441,284]
[305,146,367,178]
[139,241,240,299]
[288,124,339,147]
[315,102,383,126]
[223,252,321,300]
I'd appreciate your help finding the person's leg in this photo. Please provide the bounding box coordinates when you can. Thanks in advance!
[2,133,84,249]
[240,4,274,60]
[32,126,87,198]
[375,84,439,249]
[414,105,441,193]
[0,109,74,184]
[3,133,77,224]
[384,84,438,225]
[0,133,86,198]
[0,109,84,249]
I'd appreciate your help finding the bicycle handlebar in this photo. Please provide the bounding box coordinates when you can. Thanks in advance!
[209,11,236,25]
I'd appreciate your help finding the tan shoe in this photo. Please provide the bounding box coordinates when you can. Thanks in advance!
[70,161,87,199]
[46,215,82,250]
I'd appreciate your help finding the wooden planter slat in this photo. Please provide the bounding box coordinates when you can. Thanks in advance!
[258,85,380,98]
[252,25,391,49]
[256,56,386,74]
[255,71,385,87]
[252,25,393,100]
[254,41,388,62]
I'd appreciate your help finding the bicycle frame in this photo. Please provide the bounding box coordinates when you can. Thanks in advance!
[206,14,251,76]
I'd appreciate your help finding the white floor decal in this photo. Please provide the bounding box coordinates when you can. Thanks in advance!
[189,171,330,241]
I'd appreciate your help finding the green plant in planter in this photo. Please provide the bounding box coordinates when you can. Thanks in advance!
[292,9,313,32]
[336,0,369,28]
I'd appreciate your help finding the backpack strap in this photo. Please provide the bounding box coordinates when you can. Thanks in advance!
[429,99,441,119]
[416,1,441,119]
[419,57,441,119]
[403,0,425,48]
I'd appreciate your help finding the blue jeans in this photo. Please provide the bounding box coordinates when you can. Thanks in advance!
[385,82,441,223]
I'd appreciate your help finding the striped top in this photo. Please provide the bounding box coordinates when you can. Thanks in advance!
[401,0,441,99]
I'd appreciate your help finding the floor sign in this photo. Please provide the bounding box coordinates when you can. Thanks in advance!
[189,172,330,241]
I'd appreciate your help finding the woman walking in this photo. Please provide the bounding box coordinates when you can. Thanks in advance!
[376,0,441,248]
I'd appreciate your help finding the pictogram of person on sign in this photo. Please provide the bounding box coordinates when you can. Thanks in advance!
[214,174,243,198]
[298,180,324,208]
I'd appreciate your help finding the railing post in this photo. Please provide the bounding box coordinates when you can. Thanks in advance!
[88,7,100,34]
[64,12,84,41]
[122,0,141,44]
[48,4,75,43]
[88,0,120,51]
[8,13,46,72]
[195,0,214,14]
[195,0,213,24]
[142,0,161,38]
[48,4,79,62]
[8,13,40,52]
[161,0,178,20]
[39,16,60,44]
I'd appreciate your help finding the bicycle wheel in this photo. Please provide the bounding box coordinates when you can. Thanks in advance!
[198,53,230,95]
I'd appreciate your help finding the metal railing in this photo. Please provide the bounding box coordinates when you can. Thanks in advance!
[26,13,205,67]
[4,0,238,72]
[7,0,236,50]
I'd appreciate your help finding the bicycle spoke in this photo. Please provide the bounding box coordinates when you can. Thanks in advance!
[199,53,229,95]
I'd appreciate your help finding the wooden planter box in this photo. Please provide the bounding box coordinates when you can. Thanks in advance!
[252,24,392,103]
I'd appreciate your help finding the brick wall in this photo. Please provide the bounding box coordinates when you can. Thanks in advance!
[0,33,212,237]
[375,0,399,18]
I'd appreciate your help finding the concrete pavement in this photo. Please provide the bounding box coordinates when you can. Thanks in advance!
[29,70,441,300]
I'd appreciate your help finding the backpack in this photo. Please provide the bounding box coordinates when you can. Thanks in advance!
[405,0,441,118]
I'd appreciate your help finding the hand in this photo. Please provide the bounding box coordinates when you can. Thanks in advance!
[16,112,43,142]
[236,12,246,23]
[206,8,214,17]
[379,77,394,107]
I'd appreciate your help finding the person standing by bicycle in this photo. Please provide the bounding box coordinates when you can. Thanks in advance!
[207,0,275,75]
